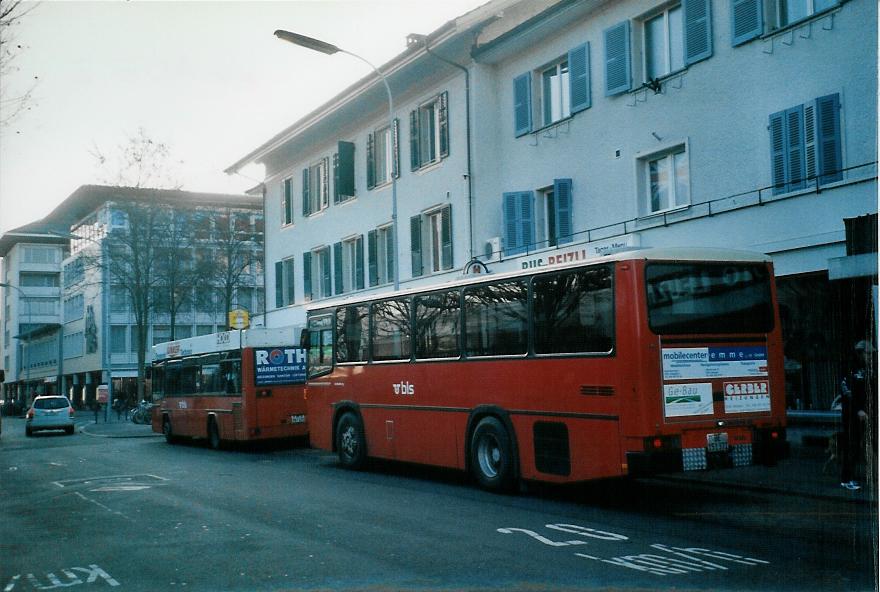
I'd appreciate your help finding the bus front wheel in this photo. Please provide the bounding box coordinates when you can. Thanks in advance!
[208,418,221,450]
[336,412,366,470]
[163,417,175,444]
[470,416,515,492]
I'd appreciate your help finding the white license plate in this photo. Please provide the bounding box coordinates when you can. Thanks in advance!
[291,414,306,424]
[706,432,729,452]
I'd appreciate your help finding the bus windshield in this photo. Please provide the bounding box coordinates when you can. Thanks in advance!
[646,262,774,334]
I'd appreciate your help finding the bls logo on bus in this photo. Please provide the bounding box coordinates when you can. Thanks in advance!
[393,381,415,396]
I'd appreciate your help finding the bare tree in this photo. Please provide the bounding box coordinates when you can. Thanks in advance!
[155,210,199,340]
[0,0,38,130]
[199,206,259,327]
[90,127,183,189]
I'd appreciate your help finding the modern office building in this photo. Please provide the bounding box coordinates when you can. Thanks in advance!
[225,0,873,413]
[0,185,265,409]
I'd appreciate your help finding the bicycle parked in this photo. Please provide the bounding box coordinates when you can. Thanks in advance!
[130,400,153,425]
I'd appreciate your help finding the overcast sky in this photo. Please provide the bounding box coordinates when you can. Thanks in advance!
[0,0,487,232]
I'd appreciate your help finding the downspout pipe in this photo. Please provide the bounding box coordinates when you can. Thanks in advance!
[411,34,475,261]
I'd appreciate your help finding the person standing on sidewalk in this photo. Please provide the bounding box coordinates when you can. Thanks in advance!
[840,340,875,490]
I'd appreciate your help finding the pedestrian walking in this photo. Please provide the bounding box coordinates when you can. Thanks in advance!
[839,340,875,490]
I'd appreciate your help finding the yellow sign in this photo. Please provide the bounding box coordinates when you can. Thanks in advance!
[228,309,250,330]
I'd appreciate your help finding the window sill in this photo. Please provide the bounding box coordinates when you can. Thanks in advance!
[637,203,690,221]
[761,4,840,41]
[414,158,444,175]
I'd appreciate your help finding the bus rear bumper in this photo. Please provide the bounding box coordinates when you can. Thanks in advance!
[626,427,788,476]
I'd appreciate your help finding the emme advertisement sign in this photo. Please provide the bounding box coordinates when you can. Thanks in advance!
[253,347,307,386]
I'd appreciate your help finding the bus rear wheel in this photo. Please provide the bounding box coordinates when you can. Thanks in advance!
[470,416,515,492]
[336,412,366,470]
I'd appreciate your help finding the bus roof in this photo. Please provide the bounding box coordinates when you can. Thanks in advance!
[152,326,304,361]
[305,246,772,314]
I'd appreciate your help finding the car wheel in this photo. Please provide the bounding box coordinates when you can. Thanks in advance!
[65,426,75,435]
[470,416,516,492]
[336,412,366,470]
[25,426,33,437]
[208,418,221,450]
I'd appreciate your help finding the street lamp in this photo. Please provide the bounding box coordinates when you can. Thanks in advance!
[0,281,32,409]
[274,29,400,291]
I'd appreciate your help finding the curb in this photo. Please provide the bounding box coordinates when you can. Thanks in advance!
[79,423,162,439]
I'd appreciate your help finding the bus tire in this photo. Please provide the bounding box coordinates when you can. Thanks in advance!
[207,417,221,451]
[162,416,175,444]
[470,416,515,492]
[336,412,366,470]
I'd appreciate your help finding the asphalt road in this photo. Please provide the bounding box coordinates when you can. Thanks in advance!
[1,416,876,592]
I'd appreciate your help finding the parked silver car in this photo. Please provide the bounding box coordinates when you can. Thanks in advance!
[26,396,75,436]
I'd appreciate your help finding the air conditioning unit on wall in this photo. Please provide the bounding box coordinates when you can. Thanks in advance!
[484,237,502,263]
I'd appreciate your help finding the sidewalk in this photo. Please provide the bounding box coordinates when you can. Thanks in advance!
[79,414,161,439]
[659,434,877,505]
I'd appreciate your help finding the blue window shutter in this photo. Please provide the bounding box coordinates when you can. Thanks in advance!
[439,91,449,158]
[569,43,591,114]
[302,252,312,302]
[732,0,762,47]
[368,230,378,287]
[366,132,375,190]
[385,229,395,285]
[409,110,421,171]
[815,94,842,185]
[337,141,355,199]
[769,111,787,194]
[553,179,573,245]
[332,152,340,205]
[334,241,344,295]
[321,247,332,298]
[410,215,423,277]
[283,178,293,225]
[441,205,453,270]
[785,105,806,191]
[285,259,295,306]
[355,235,365,290]
[503,191,534,256]
[513,72,532,137]
[274,261,283,308]
[604,21,631,96]
[683,0,712,65]
[302,168,310,216]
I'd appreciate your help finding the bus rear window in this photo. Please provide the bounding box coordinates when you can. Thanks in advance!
[646,263,774,334]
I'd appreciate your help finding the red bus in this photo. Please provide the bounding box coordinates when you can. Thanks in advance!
[304,247,787,490]
[151,327,308,448]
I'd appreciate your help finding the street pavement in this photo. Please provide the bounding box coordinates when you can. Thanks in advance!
[76,414,877,506]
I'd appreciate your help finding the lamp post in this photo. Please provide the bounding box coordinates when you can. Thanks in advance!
[274,30,400,291]
[0,281,32,409]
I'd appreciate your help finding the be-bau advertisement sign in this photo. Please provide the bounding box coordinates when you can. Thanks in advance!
[254,347,307,386]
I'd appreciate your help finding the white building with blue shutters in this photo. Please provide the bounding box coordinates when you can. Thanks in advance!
[228,0,876,412]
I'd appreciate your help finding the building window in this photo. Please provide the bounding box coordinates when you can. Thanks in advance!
[110,325,127,353]
[367,121,399,189]
[542,60,571,125]
[770,0,838,29]
[63,331,84,359]
[503,179,573,256]
[732,0,839,45]
[275,258,296,308]
[333,141,356,204]
[334,236,364,296]
[63,294,84,321]
[643,5,684,81]
[24,298,59,316]
[303,247,331,302]
[410,92,449,171]
[769,94,842,194]
[20,272,60,288]
[196,324,214,336]
[638,146,690,215]
[152,325,171,346]
[21,246,61,265]
[282,177,293,226]
[368,225,395,287]
[303,158,330,217]
[175,325,192,340]
[411,205,453,277]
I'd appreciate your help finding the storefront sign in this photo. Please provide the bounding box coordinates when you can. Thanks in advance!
[662,347,768,380]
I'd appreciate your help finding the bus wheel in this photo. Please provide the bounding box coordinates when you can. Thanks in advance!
[336,412,366,470]
[162,417,175,444]
[208,418,221,451]
[471,416,515,492]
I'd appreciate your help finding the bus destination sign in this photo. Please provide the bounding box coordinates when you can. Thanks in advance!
[254,347,307,386]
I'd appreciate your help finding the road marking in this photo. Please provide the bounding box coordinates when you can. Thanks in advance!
[5,565,119,590]
[74,492,131,521]
[53,474,168,489]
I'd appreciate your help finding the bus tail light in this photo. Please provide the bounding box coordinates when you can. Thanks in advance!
[27,409,34,419]
[643,435,680,451]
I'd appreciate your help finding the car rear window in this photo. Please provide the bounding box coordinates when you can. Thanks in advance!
[33,397,70,410]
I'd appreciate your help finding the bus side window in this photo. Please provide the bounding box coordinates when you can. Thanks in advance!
[221,359,241,394]
[307,314,334,377]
